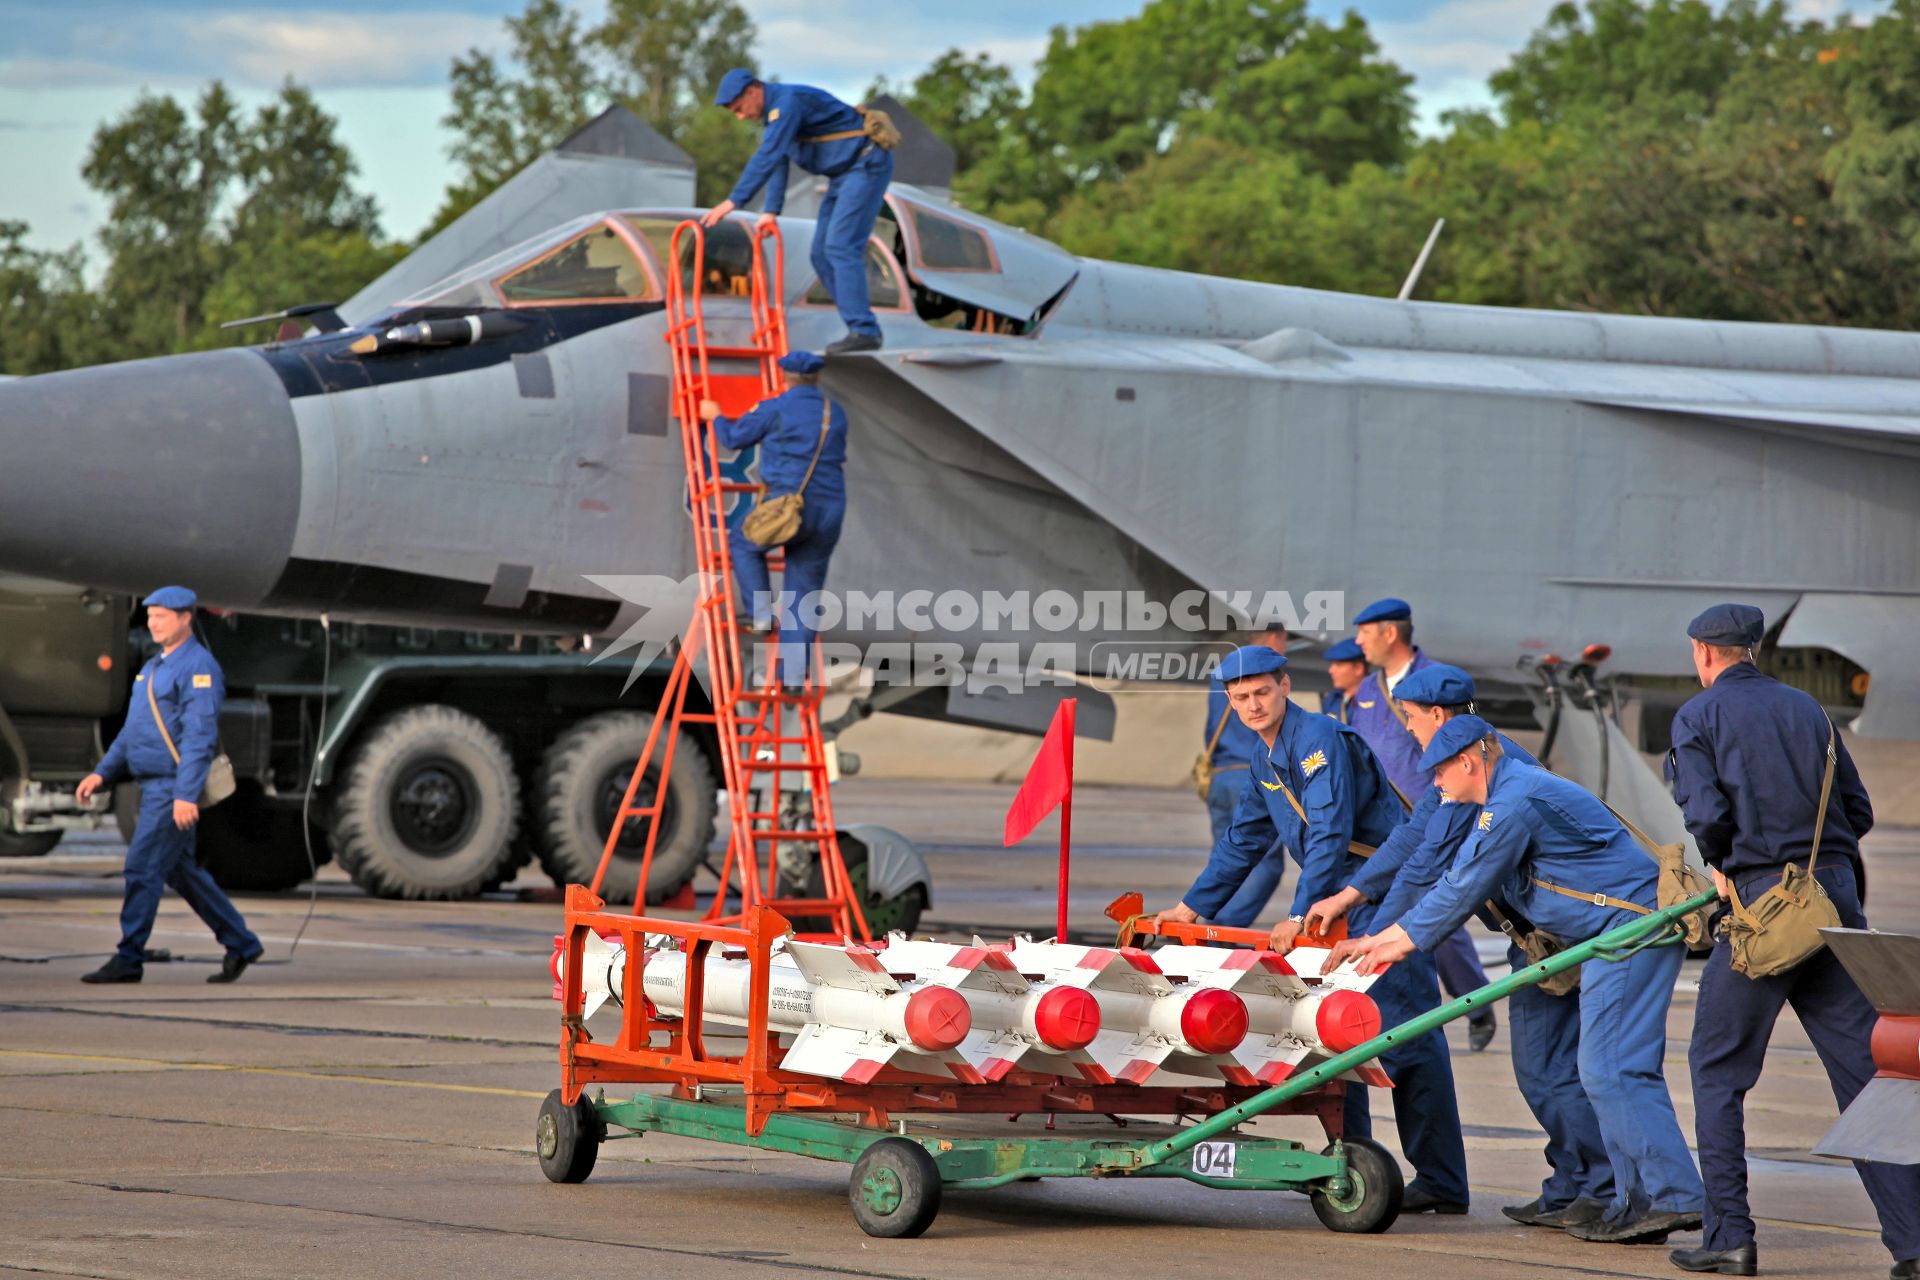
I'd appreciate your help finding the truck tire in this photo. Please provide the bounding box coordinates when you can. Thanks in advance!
[534,711,714,905]
[0,826,61,857]
[330,705,521,900]
[780,831,926,937]
[195,780,329,892]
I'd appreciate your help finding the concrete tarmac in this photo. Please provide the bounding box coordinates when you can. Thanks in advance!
[2,779,1913,1279]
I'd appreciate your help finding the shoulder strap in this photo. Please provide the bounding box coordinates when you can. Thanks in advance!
[1204,698,1232,761]
[1377,670,1412,728]
[794,396,831,495]
[1806,717,1836,881]
[1532,877,1652,916]
[1266,750,1376,858]
[147,668,181,766]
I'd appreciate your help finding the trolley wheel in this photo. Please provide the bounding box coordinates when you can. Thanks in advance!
[848,1138,941,1238]
[536,1089,603,1184]
[1310,1137,1402,1234]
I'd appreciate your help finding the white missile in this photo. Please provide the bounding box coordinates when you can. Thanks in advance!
[1149,945,1391,1089]
[876,936,1103,1081]
[1003,940,1253,1086]
[574,931,972,1083]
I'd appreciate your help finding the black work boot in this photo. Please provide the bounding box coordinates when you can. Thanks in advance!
[824,332,882,355]
[1670,1242,1758,1275]
[1534,1197,1608,1229]
[207,950,257,984]
[81,957,142,984]
[1890,1258,1918,1279]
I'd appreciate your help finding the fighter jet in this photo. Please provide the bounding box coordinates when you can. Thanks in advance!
[3,124,1917,756]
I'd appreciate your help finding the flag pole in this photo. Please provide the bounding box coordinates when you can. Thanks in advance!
[1056,699,1076,941]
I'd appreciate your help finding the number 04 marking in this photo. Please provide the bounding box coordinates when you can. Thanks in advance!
[1191,1141,1237,1178]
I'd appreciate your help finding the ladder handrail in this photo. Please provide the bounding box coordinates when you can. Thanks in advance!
[591,215,865,940]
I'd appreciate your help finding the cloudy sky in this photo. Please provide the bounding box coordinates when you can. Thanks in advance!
[0,0,1699,255]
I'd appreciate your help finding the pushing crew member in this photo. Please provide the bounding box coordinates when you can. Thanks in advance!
[1347,597,1497,1049]
[1315,665,1616,1231]
[75,587,262,985]
[1345,715,1705,1246]
[1197,626,1288,889]
[702,351,848,686]
[1664,605,1920,1279]
[1154,644,1473,1215]
[705,68,894,355]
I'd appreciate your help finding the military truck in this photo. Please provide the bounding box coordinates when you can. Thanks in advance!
[0,576,716,903]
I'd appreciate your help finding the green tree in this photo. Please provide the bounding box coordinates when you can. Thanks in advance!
[81,81,392,357]
[0,222,102,374]
[434,0,760,227]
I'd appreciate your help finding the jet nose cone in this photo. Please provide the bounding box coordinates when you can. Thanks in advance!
[0,348,300,602]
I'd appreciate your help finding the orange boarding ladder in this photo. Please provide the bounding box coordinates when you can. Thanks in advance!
[588,219,868,943]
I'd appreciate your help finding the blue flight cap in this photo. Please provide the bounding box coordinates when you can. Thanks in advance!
[1687,603,1764,648]
[715,67,756,106]
[1353,597,1412,625]
[1324,638,1365,663]
[1420,713,1495,771]
[142,585,197,610]
[778,350,825,374]
[1396,663,1476,707]
[1218,644,1289,683]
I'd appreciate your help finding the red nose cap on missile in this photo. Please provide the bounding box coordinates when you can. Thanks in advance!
[1033,985,1101,1051]
[1315,989,1382,1053]
[904,986,971,1052]
[1180,988,1250,1055]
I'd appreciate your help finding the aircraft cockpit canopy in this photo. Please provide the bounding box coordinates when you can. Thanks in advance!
[397,215,667,312]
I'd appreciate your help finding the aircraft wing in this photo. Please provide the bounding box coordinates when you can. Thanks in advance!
[1583,399,1920,460]
[842,338,1300,617]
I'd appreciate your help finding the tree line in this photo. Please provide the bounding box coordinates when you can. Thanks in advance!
[5,0,1917,375]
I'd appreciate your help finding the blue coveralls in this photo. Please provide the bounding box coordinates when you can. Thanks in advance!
[1184,701,1471,1204]
[1402,755,1704,1224]
[1201,678,1273,909]
[1355,733,1616,1211]
[92,637,261,970]
[729,83,895,339]
[1668,664,1920,1262]
[1346,650,1492,1008]
[715,384,848,684]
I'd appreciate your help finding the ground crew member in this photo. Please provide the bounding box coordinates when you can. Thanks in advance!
[1154,644,1472,1215]
[1315,665,1615,1230]
[1346,715,1705,1245]
[1197,627,1289,926]
[1664,604,1920,1279]
[74,587,261,985]
[705,68,894,355]
[1322,637,1366,722]
[1348,596,1496,1048]
[702,352,847,686]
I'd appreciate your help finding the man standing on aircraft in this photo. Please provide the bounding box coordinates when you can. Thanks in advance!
[1345,715,1705,1246]
[702,352,847,686]
[1322,637,1367,723]
[704,68,894,355]
[74,587,262,985]
[1664,604,1920,1279]
[1154,645,1472,1216]
[1349,596,1497,1049]
[1314,665,1616,1232]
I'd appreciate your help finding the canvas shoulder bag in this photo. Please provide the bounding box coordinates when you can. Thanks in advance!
[1722,719,1844,979]
[147,668,234,808]
[741,397,831,548]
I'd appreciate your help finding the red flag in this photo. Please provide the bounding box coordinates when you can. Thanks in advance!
[1004,699,1076,845]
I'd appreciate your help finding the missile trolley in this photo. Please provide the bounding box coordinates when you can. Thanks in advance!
[537,884,1719,1238]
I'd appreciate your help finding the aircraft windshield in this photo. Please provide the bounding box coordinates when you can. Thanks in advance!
[396,215,660,311]
[621,216,758,298]
[397,216,602,310]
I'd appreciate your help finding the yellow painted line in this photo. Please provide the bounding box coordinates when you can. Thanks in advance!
[1469,1183,1880,1239]
[0,1048,544,1099]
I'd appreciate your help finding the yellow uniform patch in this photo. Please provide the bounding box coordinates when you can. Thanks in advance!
[1259,779,1282,792]
[1476,809,1494,831]
[1299,749,1328,777]
[768,107,781,121]
[1357,700,1376,709]
[1439,788,1456,804]
[192,674,213,689]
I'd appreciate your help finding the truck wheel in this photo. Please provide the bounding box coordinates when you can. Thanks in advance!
[330,706,521,900]
[781,831,926,937]
[534,712,715,905]
[0,826,61,857]
[195,780,329,891]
